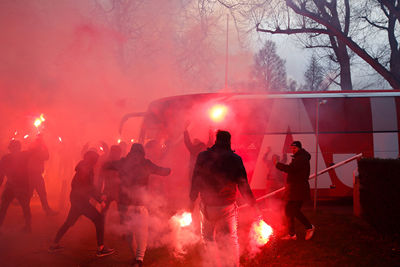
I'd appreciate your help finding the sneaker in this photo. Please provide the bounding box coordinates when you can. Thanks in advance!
[305,225,315,240]
[48,244,64,253]
[280,234,297,240]
[96,246,115,257]
[131,259,143,267]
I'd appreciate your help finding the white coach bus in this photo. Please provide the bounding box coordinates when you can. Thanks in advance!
[120,90,400,200]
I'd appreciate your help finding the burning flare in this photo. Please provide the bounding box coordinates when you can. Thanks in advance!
[250,219,273,246]
[34,113,46,128]
[172,211,192,227]
[209,104,228,123]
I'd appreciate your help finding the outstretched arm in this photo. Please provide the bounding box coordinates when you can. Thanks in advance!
[263,146,271,164]
[148,160,171,176]
[276,156,304,174]
[183,129,195,153]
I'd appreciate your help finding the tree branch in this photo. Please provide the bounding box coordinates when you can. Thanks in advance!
[360,15,388,30]
[285,0,400,88]
[380,0,400,23]
[256,24,331,35]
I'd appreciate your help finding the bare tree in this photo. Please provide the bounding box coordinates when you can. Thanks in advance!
[252,40,287,91]
[251,0,353,90]
[252,0,400,89]
[356,0,400,88]
[303,54,324,91]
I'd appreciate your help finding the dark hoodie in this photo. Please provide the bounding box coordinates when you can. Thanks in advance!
[70,151,101,204]
[276,148,311,201]
[190,144,256,207]
[107,143,171,206]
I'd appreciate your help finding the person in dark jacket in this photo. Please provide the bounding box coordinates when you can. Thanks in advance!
[273,141,315,241]
[106,143,171,267]
[0,140,32,232]
[190,130,261,267]
[27,134,57,216]
[49,151,115,257]
[100,145,122,217]
[183,121,213,178]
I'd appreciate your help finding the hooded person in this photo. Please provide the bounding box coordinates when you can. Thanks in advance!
[49,151,115,257]
[273,141,315,241]
[189,130,262,267]
[100,145,122,217]
[27,134,57,216]
[105,143,171,267]
[0,140,32,232]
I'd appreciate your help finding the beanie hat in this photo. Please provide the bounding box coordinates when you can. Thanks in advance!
[290,141,302,149]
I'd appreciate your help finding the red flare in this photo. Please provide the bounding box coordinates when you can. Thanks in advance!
[172,212,192,228]
[251,219,273,246]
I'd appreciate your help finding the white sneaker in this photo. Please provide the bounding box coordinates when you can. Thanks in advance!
[280,234,297,240]
[305,225,315,240]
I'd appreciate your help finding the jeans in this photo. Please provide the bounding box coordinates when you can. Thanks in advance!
[200,203,239,267]
[285,200,312,235]
[54,200,105,246]
[124,205,149,261]
[0,186,31,228]
[29,173,51,212]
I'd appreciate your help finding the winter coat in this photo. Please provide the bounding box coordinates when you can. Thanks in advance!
[70,160,102,204]
[0,151,30,195]
[190,144,256,207]
[276,148,311,201]
[107,155,171,206]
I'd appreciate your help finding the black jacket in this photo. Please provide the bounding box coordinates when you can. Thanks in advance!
[108,155,171,206]
[0,151,30,195]
[70,161,102,204]
[276,148,311,201]
[190,144,256,207]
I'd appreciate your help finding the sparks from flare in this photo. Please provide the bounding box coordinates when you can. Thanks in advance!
[209,104,228,123]
[34,113,46,128]
[251,219,273,246]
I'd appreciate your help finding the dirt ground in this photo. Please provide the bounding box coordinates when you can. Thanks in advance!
[0,197,399,267]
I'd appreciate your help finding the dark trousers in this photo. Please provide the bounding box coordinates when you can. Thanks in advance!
[0,186,31,228]
[285,200,312,235]
[54,200,104,246]
[30,174,51,211]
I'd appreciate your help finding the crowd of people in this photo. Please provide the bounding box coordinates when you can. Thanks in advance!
[0,127,315,267]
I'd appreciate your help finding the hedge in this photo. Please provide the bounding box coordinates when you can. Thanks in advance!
[357,158,400,240]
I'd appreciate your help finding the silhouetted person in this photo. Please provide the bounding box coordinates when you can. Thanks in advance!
[189,130,261,267]
[27,135,56,215]
[0,140,31,232]
[100,145,122,217]
[183,121,213,177]
[106,143,171,267]
[49,151,115,257]
[263,146,287,192]
[119,141,128,157]
[273,141,315,241]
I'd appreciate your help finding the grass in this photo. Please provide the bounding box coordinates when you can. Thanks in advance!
[0,199,399,266]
